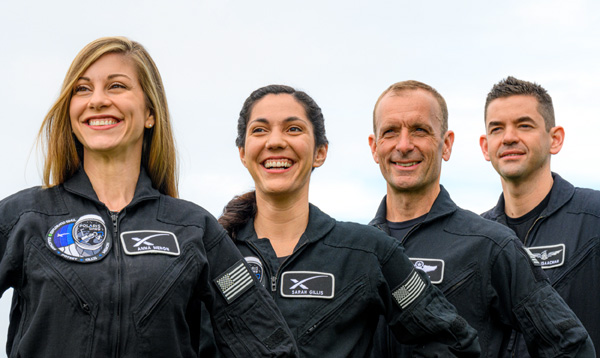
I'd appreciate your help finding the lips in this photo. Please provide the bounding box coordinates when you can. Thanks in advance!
[263,158,293,169]
[499,149,525,159]
[84,116,121,127]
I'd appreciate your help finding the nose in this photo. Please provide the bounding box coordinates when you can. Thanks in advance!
[502,125,519,145]
[394,130,414,153]
[88,89,111,110]
[265,129,287,150]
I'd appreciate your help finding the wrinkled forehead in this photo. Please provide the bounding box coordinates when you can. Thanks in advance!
[375,89,443,132]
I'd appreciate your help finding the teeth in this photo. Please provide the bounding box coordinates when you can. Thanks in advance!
[88,119,118,126]
[264,159,292,169]
[395,162,418,167]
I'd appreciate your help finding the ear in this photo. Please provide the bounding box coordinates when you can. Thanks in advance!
[549,126,565,155]
[368,134,379,164]
[313,144,328,168]
[238,146,248,168]
[145,110,155,129]
[479,134,491,161]
[442,130,454,161]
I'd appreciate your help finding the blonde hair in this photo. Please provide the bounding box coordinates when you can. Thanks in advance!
[38,36,178,197]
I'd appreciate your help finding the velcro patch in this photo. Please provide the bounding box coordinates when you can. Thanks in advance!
[410,258,445,284]
[527,244,566,269]
[280,271,334,299]
[392,270,426,309]
[214,260,254,304]
[120,230,180,256]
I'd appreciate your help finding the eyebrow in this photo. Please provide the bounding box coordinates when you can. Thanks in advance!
[77,73,132,81]
[487,116,535,128]
[249,116,307,124]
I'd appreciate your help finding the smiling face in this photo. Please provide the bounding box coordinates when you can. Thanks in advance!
[369,89,453,197]
[69,52,154,160]
[480,95,563,184]
[239,94,327,199]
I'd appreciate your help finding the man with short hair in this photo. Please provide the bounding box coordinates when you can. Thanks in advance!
[480,76,600,356]
[368,80,594,357]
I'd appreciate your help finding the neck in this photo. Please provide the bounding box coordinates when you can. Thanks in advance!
[254,188,310,257]
[501,170,553,218]
[83,149,142,212]
[386,184,439,222]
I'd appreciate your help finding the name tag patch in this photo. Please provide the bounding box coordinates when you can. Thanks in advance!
[280,271,334,299]
[526,244,565,269]
[120,230,180,256]
[410,258,445,284]
[46,214,111,263]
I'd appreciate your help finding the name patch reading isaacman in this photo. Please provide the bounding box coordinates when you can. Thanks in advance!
[46,214,111,263]
[526,244,566,269]
[120,230,180,256]
[280,271,335,299]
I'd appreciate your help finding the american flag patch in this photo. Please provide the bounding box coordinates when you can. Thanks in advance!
[392,270,426,309]
[214,260,254,304]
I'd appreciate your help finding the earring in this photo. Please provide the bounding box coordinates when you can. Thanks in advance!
[147,123,153,128]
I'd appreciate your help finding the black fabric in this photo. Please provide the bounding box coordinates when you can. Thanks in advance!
[387,213,427,241]
[483,173,600,357]
[0,168,298,357]
[370,186,591,357]
[202,204,480,357]
[506,191,551,243]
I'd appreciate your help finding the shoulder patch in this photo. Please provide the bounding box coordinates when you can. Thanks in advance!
[526,244,565,269]
[46,214,111,263]
[120,230,180,256]
[214,260,254,304]
[280,271,334,299]
[410,258,445,284]
[392,270,426,310]
[244,256,264,284]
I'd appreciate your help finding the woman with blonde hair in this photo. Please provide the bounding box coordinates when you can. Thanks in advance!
[0,37,297,357]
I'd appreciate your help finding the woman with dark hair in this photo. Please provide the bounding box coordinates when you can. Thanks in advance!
[210,84,480,357]
[0,38,297,357]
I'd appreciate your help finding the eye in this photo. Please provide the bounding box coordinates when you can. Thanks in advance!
[288,126,303,133]
[381,129,395,138]
[74,85,90,93]
[109,82,126,90]
[251,127,266,133]
[489,126,501,134]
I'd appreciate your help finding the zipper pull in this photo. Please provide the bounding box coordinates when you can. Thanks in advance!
[271,275,277,293]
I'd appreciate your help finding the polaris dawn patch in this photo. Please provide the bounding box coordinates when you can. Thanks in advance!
[120,230,180,256]
[392,270,426,310]
[526,244,566,269]
[410,258,445,284]
[46,214,111,263]
[244,256,264,284]
[280,271,334,299]
[214,260,254,304]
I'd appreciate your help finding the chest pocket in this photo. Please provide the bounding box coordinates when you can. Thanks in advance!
[296,275,367,345]
[16,239,98,358]
[440,262,481,326]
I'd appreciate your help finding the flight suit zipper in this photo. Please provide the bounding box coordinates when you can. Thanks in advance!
[110,210,122,358]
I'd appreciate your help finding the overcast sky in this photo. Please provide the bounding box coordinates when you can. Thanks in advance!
[1,0,599,354]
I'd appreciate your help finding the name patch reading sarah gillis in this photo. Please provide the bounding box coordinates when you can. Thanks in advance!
[46,214,111,263]
[280,271,335,299]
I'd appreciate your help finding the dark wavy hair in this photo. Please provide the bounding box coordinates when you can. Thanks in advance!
[219,85,328,238]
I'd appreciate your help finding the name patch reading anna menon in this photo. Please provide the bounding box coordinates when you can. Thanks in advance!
[280,271,335,299]
[120,230,180,256]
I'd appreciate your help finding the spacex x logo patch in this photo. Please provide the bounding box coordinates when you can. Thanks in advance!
[526,244,565,269]
[410,258,445,284]
[281,271,334,299]
[120,230,180,256]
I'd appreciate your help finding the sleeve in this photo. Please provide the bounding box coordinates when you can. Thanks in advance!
[491,238,591,357]
[379,241,481,357]
[199,222,299,358]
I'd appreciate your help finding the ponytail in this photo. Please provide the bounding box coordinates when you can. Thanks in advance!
[218,191,257,239]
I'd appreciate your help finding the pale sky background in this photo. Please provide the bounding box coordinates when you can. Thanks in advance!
[1,0,599,355]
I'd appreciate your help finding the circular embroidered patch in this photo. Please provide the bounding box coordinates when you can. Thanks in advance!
[244,256,264,284]
[46,214,111,263]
